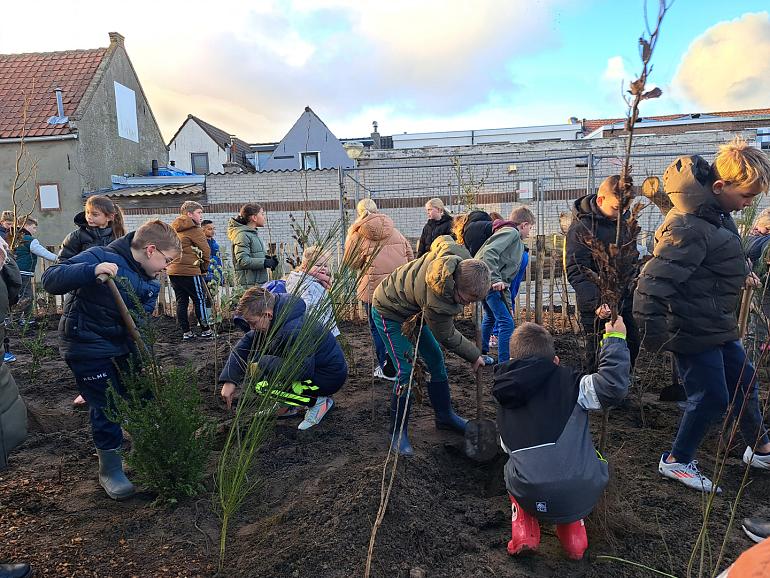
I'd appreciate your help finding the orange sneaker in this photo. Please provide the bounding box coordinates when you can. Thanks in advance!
[556,519,588,560]
[507,494,540,555]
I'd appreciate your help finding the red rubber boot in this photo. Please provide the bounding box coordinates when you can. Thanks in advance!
[556,519,588,560]
[507,494,540,555]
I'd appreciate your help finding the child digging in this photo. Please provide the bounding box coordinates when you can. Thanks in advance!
[219,286,347,430]
[42,220,181,500]
[634,139,770,493]
[494,318,629,560]
[371,235,490,455]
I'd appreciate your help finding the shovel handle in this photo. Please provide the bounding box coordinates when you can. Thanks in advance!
[96,273,147,353]
[475,301,484,421]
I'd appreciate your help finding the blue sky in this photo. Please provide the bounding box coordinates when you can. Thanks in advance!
[1,1,769,142]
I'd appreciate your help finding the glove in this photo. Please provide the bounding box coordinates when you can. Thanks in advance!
[264,255,279,270]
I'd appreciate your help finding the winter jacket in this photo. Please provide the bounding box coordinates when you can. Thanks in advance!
[343,213,414,303]
[285,269,340,337]
[634,155,748,354]
[566,195,639,313]
[475,226,524,286]
[0,225,8,242]
[58,211,115,261]
[42,233,160,361]
[417,213,453,257]
[167,215,210,277]
[205,238,224,283]
[227,218,268,286]
[15,232,57,275]
[462,210,493,257]
[372,235,480,362]
[494,336,629,523]
[219,293,347,389]
[0,253,26,470]
[746,234,770,268]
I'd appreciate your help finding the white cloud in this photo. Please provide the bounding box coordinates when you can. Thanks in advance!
[672,12,770,111]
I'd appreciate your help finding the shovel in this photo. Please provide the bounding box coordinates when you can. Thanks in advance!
[464,300,498,462]
[96,273,149,355]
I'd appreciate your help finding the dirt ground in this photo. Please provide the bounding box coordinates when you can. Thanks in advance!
[2,314,770,577]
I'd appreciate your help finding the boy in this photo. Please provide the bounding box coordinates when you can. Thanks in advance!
[168,201,211,340]
[475,205,534,364]
[13,218,58,324]
[371,235,491,455]
[494,318,629,560]
[219,286,347,430]
[567,175,641,372]
[0,211,13,242]
[42,220,181,500]
[634,139,770,493]
[201,219,223,285]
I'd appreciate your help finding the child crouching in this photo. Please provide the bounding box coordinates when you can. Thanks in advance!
[493,317,630,560]
[219,287,347,430]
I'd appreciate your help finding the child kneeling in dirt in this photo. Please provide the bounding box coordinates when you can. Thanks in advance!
[219,286,347,430]
[41,220,181,500]
[371,235,490,456]
[493,318,629,560]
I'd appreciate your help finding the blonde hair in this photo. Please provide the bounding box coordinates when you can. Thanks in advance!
[452,213,469,245]
[356,198,378,219]
[509,205,535,226]
[598,175,621,199]
[301,245,332,268]
[426,198,446,212]
[509,322,555,360]
[0,211,13,223]
[236,286,276,317]
[714,137,770,191]
[753,208,770,231]
[131,219,181,252]
[455,259,491,301]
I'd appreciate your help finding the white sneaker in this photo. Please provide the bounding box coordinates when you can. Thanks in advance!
[182,331,195,340]
[298,396,334,430]
[373,365,398,382]
[658,452,722,494]
[743,446,770,470]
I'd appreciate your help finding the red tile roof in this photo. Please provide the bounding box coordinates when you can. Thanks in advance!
[583,108,770,134]
[0,47,107,139]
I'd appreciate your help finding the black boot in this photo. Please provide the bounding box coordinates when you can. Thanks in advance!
[427,380,468,433]
[390,392,414,456]
[0,564,31,578]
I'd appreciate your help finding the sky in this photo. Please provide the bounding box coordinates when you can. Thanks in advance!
[1,0,769,143]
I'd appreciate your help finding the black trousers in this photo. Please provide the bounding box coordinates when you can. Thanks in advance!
[169,275,210,332]
[580,305,639,374]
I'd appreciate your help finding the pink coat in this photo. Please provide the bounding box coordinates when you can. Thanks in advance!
[344,213,414,303]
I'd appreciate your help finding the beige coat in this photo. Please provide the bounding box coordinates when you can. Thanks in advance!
[344,213,413,303]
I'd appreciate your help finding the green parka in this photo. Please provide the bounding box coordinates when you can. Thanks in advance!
[227,218,268,286]
[372,235,480,362]
[475,226,524,286]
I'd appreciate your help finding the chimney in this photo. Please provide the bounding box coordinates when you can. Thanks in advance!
[151,159,159,176]
[229,136,237,163]
[109,32,125,47]
[371,120,381,149]
[222,162,242,174]
[55,88,64,117]
[170,160,176,167]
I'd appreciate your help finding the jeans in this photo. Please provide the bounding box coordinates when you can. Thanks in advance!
[66,355,134,450]
[364,302,388,369]
[482,290,514,362]
[371,307,447,391]
[19,275,34,318]
[672,340,769,464]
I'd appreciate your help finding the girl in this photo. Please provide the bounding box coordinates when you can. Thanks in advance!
[227,203,278,286]
[284,246,339,337]
[417,198,453,258]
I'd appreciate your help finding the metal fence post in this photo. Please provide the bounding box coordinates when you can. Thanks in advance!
[338,167,347,261]
[587,152,595,196]
[534,178,544,324]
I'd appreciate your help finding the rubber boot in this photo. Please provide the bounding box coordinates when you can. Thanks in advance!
[556,519,588,560]
[97,448,135,500]
[390,392,414,456]
[427,380,468,433]
[507,494,540,555]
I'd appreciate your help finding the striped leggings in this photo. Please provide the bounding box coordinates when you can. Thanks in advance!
[169,274,210,332]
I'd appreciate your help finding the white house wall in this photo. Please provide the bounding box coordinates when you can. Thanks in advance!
[168,120,228,173]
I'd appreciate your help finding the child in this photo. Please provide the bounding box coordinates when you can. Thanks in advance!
[201,219,224,284]
[494,318,629,559]
[567,175,641,372]
[417,198,453,257]
[228,203,277,286]
[475,206,534,365]
[168,201,212,340]
[634,139,770,493]
[59,195,126,261]
[13,218,58,324]
[285,246,339,337]
[0,211,14,242]
[219,286,347,430]
[42,220,181,500]
[371,235,491,455]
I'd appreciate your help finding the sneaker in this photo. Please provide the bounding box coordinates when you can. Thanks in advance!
[382,358,398,380]
[199,329,215,339]
[298,396,334,430]
[182,331,195,340]
[742,446,770,470]
[742,517,770,543]
[481,354,495,366]
[3,351,16,363]
[658,452,722,494]
[374,365,398,382]
[73,394,87,407]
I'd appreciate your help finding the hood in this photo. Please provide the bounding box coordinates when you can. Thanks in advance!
[74,210,113,238]
[351,212,394,242]
[427,212,452,228]
[492,356,559,409]
[227,218,256,241]
[663,155,721,221]
[106,232,152,280]
[74,211,88,227]
[273,292,306,326]
[465,210,491,226]
[424,236,471,300]
[571,194,614,223]
[172,214,199,234]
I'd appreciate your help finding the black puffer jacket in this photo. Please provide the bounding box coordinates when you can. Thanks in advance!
[566,194,638,313]
[58,211,115,261]
[462,210,493,256]
[417,213,453,257]
[634,155,748,354]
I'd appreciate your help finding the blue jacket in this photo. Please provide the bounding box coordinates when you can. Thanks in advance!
[41,233,160,361]
[218,293,347,389]
[205,238,224,283]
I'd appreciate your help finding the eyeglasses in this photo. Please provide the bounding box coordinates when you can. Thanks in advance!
[149,246,177,265]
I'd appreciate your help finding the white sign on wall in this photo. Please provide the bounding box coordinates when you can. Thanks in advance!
[114,81,138,143]
[39,184,60,210]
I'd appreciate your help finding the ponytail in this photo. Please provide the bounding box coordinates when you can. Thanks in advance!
[237,202,263,225]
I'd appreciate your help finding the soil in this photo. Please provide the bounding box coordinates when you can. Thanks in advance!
[2,315,770,577]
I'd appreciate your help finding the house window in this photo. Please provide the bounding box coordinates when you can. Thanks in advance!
[301,152,320,170]
[191,153,209,175]
[38,183,61,211]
